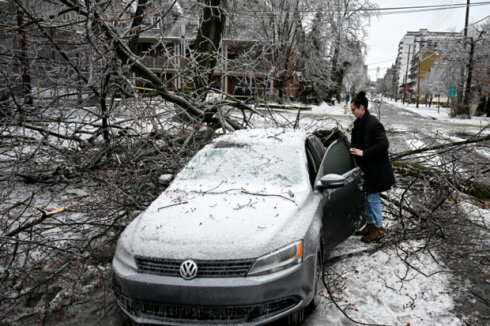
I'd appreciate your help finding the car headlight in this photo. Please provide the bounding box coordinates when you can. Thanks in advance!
[247,240,302,276]
[114,238,137,271]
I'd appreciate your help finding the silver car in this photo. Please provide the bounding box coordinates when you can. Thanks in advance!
[113,129,364,325]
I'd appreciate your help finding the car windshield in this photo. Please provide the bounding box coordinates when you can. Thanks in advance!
[173,141,308,192]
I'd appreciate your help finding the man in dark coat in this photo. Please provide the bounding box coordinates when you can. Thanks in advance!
[349,91,395,243]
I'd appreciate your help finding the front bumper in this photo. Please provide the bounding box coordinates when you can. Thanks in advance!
[112,254,316,325]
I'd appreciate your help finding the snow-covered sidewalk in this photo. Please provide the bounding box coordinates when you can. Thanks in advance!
[384,98,490,126]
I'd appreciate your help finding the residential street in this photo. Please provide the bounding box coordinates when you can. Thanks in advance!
[2,1,489,325]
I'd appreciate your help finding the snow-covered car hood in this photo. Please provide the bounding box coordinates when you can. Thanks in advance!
[122,187,317,260]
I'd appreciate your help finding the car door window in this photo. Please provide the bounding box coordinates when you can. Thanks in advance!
[306,136,326,168]
[305,147,317,186]
[318,138,355,177]
[317,138,364,252]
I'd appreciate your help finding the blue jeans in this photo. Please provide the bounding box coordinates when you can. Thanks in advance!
[364,193,382,228]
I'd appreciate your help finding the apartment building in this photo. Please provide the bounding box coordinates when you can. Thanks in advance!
[394,29,463,99]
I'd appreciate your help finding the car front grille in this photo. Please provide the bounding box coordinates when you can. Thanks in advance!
[114,287,300,323]
[135,256,254,278]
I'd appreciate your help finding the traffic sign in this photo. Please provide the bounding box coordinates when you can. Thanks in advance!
[448,87,456,97]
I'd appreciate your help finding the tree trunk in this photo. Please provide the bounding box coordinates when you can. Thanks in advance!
[186,0,227,101]
[128,0,149,54]
[17,8,32,106]
[99,73,111,148]
[327,40,340,102]
[463,38,474,107]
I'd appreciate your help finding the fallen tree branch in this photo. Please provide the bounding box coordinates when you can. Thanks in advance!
[391,133,490,160]
[4,206,67,237]
[392,161,490,200]
[20,122,87,146]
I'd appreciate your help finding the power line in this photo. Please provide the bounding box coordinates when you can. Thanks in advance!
[469,14,490,25]
[229,1,490,14]
[429,0,457,29]
[227,1,490,21]
[428,0,450,28]
[366,59,396,65]
[376,4,488,16]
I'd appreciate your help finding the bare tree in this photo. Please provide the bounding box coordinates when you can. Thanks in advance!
[424,18,489,115]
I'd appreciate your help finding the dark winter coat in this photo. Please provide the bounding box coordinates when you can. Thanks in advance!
[351,110,395,193]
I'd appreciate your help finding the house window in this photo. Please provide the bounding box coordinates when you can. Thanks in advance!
[61,13,71,21]
[152,16,161,29]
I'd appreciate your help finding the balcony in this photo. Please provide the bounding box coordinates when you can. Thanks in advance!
[141,56,179,70]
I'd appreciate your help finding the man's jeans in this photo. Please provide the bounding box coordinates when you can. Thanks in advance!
[365,193,382,228]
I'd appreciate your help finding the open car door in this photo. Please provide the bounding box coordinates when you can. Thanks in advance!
[315,138,364,253]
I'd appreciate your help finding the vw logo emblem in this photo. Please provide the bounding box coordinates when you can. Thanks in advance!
[180,259,198,280]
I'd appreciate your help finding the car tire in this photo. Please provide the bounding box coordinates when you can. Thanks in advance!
[129,319,139,326]
[286,308,305,326]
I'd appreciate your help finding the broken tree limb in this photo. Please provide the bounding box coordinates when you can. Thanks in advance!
[391,132,490,160]
[20,122,87,146]
[392,161,490,201]
[5,206,67,237]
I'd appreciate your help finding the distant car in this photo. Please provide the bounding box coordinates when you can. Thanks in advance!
[233,85,253,101]
[370,94,382,104]
[113,129,364,325]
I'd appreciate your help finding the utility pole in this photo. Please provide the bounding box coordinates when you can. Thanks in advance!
[464,0,470,39]
[464,37,475,106]
[458,0,471,113]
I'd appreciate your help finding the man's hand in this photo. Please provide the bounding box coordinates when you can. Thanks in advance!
[350,148,364,157]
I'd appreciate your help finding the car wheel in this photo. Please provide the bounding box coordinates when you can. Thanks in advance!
[286,307,305,326]
[129,319,139,326]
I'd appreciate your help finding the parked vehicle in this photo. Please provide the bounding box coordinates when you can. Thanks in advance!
[113,128,364,325]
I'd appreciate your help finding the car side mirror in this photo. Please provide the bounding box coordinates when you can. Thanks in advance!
[316,174,346,190]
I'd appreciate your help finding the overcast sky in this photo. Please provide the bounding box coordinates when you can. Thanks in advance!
[365,0,490,80]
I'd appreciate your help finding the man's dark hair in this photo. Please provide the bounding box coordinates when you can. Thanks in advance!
[352,91,369,110]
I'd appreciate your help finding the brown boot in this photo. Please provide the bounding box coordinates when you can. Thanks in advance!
[355,224,375,236]
[361,227,384,243]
